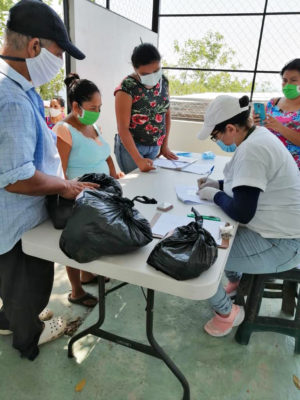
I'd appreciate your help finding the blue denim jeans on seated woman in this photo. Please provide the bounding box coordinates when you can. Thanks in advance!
[209,226,300,315]
[114,134,160,174]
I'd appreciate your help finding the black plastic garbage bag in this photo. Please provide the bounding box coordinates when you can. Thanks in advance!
[147,208,218,280]
[46,173,122,229]
[45,195,74,230]
[59,190,156,263]
[78,173,123,197]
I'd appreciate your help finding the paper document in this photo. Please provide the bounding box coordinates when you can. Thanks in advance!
[154,156,197,170]
[175,156,198,163]
[151,213,223,245]
[182,163,214,175]
[175,185,212,205]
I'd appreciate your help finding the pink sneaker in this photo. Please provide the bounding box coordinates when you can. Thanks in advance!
[224,281,240,297]
[204,304,245,337]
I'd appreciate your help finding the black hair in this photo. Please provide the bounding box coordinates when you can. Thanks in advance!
[131,43,161,69]
[212,96,251,134]
[52,96,65,108]
[280,59,300,76]
[64,73,100,107]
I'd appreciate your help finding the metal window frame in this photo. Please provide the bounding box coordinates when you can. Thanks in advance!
[157,0,300,101]
[63,1,300,101]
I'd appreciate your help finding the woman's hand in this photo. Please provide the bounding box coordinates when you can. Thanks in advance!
[137,158,156,172]
[158,144,178,160]
[264,115,284,133]
[253,112,263,126]
[197,178,219,191]
[110,171,125,179]
[198,187,220,202]
[116,171,125,179]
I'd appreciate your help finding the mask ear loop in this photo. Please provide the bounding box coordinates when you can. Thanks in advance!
[78,106,84,119]
[158,76,162,95]
[157,70,163,95]
[33,39,43,57]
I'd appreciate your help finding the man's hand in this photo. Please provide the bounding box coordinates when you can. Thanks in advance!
[137,158,156,172]
[59,181,99,199]
[5,171,99,198]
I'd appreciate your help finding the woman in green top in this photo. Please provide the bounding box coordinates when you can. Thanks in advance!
[114,43,178,173]
[54,73,123,307]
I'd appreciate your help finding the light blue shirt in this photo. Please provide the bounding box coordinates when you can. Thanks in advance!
[56,122,110,179]
[0,59,63,254]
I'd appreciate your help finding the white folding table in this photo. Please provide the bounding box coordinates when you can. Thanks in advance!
[22,155,236,400]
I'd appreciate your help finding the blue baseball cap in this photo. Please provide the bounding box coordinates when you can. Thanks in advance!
[7,0,85,60]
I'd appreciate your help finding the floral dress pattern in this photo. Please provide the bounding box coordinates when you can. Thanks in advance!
[45,116,55,129]
[266,98,300,168]
[114,75,170,146]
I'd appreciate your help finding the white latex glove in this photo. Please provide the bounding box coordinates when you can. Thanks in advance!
[197,178,219,191]
[198,186,220,202]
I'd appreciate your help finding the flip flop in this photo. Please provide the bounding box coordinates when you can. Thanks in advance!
[68,292,98,308]
[80,276,110,285]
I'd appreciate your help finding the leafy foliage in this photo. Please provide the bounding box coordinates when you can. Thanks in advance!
[37,68,65,100]
[0,1,14,46]
[164,32,252,95]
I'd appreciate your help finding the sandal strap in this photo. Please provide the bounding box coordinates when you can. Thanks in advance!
[68,292,98,307]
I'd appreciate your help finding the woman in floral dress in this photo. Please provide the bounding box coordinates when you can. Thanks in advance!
[254,59,300,169]
[114,43,178,173]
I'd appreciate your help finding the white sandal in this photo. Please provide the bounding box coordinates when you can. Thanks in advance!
[0,308,55,336]
[0,329,12,335]
[38,317,66,345]
[39,308,54,321]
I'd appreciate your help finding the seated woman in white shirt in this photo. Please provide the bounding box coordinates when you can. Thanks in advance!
[197,95,300,337]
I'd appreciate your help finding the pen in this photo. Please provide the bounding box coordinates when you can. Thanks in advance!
[170,159,179,168]
[205,165,215,179]
[187,213,221,221]
[197,165,215,191]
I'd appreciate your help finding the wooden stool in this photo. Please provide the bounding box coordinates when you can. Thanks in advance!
[234,268,300,353]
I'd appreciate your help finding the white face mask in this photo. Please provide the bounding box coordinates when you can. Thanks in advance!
[139,68,162,87]
[26,48,63,87]
[49,107,62,118]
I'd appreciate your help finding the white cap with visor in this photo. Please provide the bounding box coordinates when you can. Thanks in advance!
[197,95,249,140]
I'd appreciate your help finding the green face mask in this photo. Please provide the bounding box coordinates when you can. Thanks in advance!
[78,108,100,125]
[282,84,300,100]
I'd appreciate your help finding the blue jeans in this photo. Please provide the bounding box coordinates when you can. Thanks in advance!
[114,134,160,174]
[209,227,300,314]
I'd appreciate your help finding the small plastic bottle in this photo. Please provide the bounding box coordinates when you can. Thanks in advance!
[202,151,215,160]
